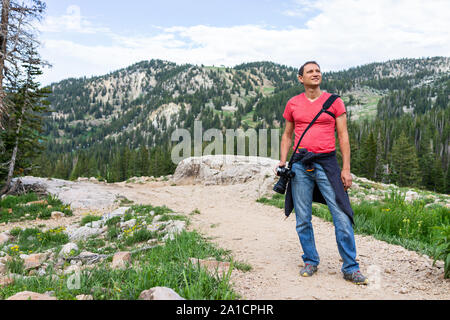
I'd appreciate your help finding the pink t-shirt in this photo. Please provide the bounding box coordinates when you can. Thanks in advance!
[283,92,346,153]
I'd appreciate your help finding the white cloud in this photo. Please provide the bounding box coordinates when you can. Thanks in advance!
[37,0,450,85]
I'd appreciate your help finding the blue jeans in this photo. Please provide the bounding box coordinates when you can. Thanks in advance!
[291,161,359,274]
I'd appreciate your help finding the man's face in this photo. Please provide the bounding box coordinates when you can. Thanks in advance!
[298,63,322,87]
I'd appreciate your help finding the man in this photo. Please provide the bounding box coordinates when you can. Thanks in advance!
[275,61,368,285]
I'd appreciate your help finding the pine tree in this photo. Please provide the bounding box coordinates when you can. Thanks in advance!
[389,131,421,187]
[0,48,50,194]
[374,132,387,182]
[360,131,377,180]
[418,133,435,190]
[431,157,445,193]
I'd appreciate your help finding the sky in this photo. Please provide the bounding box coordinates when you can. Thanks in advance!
[36,0,450,86]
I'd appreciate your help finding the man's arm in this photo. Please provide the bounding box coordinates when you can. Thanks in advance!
[274,120,294,174]
[336,113,352,191]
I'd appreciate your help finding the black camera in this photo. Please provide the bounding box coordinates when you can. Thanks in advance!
[273,166,295,194]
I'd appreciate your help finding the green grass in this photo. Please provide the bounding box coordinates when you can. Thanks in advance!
[0,203,251,299]
[0,192,73,223]
[80,215,102,226]
[189,208,201,215]
[0,231,240,300]
[4,226,69,255]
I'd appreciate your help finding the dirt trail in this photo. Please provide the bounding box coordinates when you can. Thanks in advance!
[116,181,449,300]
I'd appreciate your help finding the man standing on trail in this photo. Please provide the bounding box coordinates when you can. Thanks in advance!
[275,61,368,285]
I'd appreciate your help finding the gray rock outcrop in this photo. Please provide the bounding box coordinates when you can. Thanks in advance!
[173,155,279,198]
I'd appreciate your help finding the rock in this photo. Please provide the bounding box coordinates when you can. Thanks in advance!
[7,291,57,300]
[101,207,129,222]
[399,287,409,294]
[0,262,6,274]
[67,226,102,242]
[328,270,337,275]
[0,255,11,264]
[23,253,49,270]
[12,176,117,210]
[189,258,231,274]
[64,265,81,275]
[0,233,11,245]
[76,294,93,300]
[37,267,47,277]
[51,211,65,219]
[88,220,103,228]
[25,200,48,206]
[120,218,136,229]
[59,243,79,257]
[172,155,279,197]
[365,195,379,202]
[0,232,12,246]
[405,191,419,202]
[0,276,14,287]
[111,251,131,269]
[77,251,98,262]
[138,287,185,300]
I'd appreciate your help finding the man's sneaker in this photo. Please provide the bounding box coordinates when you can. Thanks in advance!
[343,270,369,285]
[300,263,318,277]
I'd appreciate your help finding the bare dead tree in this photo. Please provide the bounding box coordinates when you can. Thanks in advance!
[0,0,47,194]
[0,0,11,129]
[0,0,45,129]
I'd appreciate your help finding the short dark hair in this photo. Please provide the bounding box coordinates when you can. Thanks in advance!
[298,61,320,76]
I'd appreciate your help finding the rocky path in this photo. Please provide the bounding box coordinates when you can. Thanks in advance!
[2,177,449,300]
[117,182,449,300]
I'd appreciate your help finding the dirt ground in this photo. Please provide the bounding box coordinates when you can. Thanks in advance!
[2,180,449,300]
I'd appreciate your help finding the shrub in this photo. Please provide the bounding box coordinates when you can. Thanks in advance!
[81,214,102,226]
[432,225,450,279]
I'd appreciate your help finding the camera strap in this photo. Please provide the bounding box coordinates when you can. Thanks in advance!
[287,94,340,169]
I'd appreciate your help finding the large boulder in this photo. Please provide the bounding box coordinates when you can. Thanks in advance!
[173,155,279,198]
[11,176,117,210]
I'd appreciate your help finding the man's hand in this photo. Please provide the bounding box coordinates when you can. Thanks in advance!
[341,169,352,191]
[274,161,286,176]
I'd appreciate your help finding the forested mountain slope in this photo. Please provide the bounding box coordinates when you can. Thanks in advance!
[30,57,449,193]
